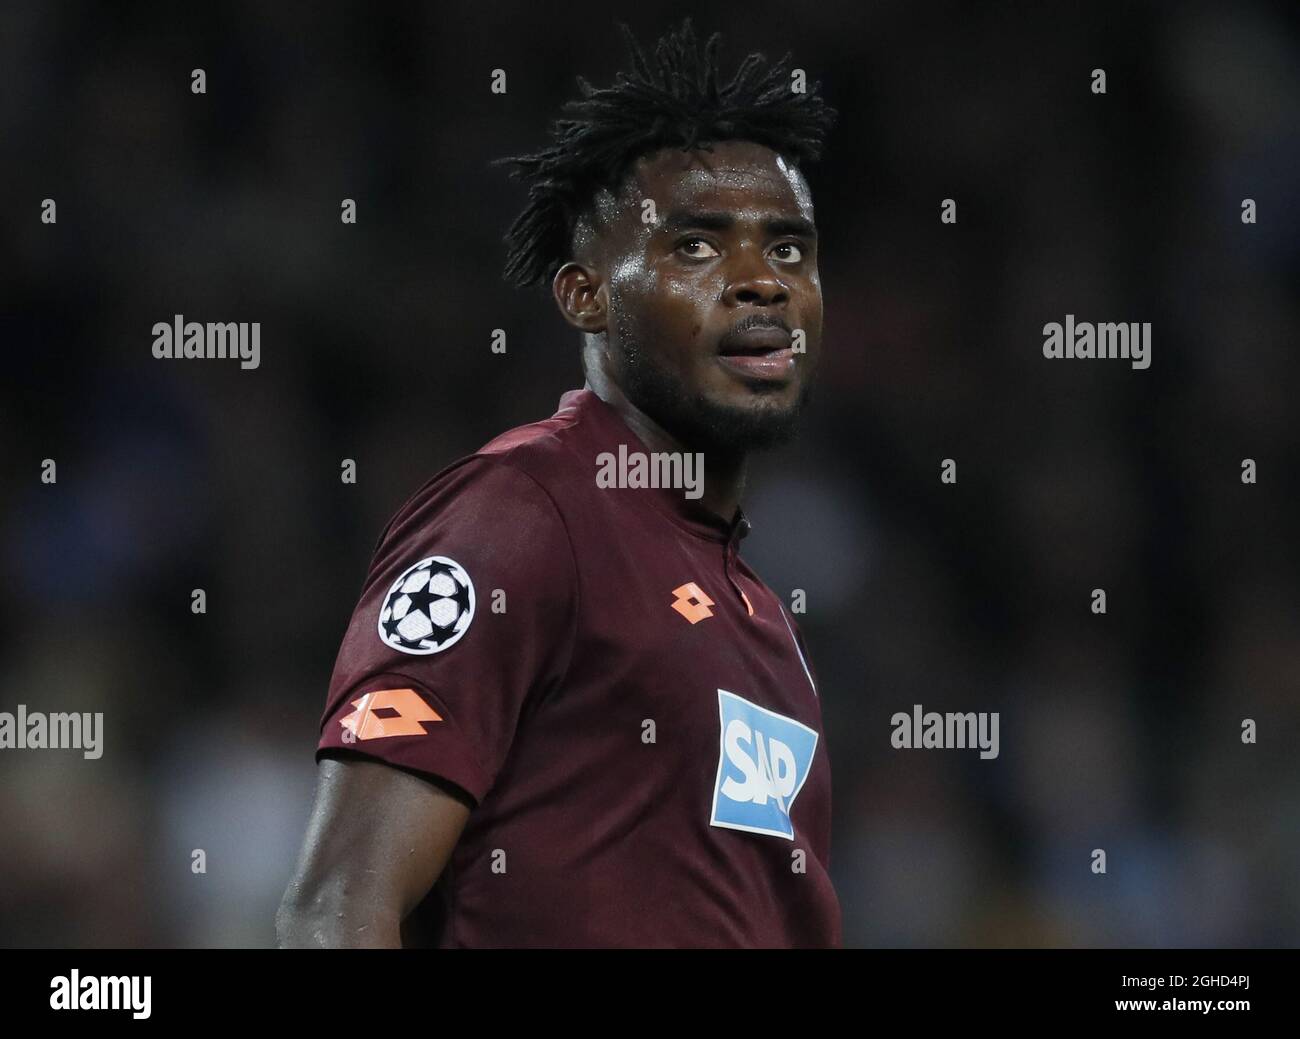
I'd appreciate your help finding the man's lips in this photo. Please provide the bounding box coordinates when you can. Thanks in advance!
[719,327,792,354]
[717,327,796,381]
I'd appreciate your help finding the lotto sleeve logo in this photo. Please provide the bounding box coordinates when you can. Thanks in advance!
[340,688,443,741]
[709,690,818,841]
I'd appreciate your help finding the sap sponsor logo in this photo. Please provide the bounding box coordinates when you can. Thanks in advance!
[710,689,818,841]
[50,971,151,1019]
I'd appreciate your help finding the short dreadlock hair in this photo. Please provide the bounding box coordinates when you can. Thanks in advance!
[494,18,838,290]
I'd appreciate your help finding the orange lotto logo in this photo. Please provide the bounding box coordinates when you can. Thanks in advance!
[340,688,442,741]
[671,582,715,624]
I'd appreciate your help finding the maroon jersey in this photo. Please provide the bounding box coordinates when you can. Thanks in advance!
[316,388,842,947]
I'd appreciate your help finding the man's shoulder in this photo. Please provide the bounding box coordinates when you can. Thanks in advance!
[377,395,595,549]
[474,395,588,490]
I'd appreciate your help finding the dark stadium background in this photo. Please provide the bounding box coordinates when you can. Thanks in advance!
[2,1,1297,947]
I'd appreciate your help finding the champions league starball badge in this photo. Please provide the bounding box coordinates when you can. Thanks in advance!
[377,556,475,655]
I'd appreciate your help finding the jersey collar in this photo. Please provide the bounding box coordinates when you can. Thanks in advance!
[557,388,752,546]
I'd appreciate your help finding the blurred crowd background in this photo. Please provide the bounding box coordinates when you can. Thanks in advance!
[2,1,1297,947]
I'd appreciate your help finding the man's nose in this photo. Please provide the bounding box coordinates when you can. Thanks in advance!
[722,248,789,306]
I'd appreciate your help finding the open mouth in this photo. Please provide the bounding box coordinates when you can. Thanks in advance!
[717,327,796,381]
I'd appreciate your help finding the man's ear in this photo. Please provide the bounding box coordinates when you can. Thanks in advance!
[552,262,607,334]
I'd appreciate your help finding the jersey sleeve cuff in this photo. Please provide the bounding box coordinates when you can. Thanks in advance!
[316,676,494,805]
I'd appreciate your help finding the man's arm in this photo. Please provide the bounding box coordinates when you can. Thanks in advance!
[276,755,472,948]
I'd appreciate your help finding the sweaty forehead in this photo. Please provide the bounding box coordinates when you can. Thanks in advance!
[574,143,814,260]
[633,145,812,214]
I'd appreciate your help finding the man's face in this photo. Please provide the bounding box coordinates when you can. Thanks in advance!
[586,139,823,454]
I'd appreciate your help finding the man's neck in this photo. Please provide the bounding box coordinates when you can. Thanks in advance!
[583,371,747,524]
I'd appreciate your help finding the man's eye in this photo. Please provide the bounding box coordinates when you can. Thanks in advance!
[770,242,804,263]
[678,237,720,259]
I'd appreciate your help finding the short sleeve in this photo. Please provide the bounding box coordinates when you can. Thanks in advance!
[315,456,577,805]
